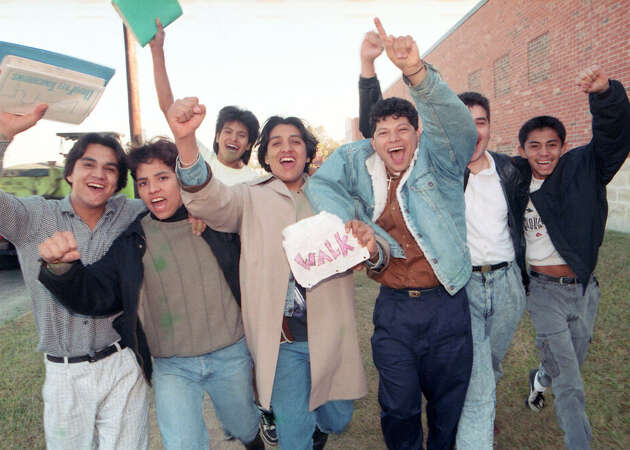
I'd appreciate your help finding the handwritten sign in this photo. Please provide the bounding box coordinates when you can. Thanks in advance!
[282,212,370,288]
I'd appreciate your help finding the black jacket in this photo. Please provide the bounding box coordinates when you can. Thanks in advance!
[464,153,530,285]
[39,207,242,383]
[514,80,630,289]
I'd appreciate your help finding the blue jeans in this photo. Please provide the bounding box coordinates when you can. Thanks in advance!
[527,275,599,450]
[152,338,259,449]
[457,261,526,449]
[271,341,354,450]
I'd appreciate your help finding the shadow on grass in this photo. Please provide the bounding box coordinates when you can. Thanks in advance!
[1,231,629,449]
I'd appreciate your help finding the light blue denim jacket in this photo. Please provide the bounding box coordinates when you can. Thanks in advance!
[305,65,476,295]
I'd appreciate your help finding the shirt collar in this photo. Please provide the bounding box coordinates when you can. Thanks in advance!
[60,194,122,218]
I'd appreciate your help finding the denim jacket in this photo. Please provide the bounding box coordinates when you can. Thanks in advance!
[305,65,476,295]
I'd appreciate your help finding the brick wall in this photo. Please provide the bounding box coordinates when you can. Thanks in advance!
[358,0,630,231]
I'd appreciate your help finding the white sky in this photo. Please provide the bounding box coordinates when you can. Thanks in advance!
[1,0,478,167]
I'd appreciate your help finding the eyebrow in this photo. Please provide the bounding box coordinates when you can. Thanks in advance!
[270,134,303,140]
[79,156,118,169]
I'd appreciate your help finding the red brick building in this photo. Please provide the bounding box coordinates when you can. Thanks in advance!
[349,0,630,231]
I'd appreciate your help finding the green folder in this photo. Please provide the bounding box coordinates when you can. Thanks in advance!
[112,0,183,47]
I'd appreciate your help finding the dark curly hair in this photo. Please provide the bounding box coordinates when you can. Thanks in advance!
[127,137,177,180]
[256,116,318,174]
[369,97,419,136]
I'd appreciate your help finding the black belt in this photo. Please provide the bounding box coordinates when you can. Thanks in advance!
[530,271,578,285]
[383,285,443,298]
[472,261,508,273]
[46,342,126,364]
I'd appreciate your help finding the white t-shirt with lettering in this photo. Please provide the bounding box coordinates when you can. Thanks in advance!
[524,177,566,265]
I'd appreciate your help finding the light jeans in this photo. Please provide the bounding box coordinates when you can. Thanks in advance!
[527,274,600,450]
[271,341,354,450]
[43,346,150,450]
[152,338,259,449]
[457,261,526,450]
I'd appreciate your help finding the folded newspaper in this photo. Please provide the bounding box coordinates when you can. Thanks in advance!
[282,211,370,288]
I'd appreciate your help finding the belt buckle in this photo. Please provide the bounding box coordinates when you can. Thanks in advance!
[480,264,491,273]
[408,289,421,298]
[559,277,573,285]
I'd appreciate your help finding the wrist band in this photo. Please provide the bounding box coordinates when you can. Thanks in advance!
[403,64,425,78]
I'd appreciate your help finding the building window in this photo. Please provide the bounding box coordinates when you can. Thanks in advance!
[468,70,482,91]
[528,32,550,85]
[494,54,510,97]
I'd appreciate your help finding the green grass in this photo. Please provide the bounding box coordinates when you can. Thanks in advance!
[1,231,629,449]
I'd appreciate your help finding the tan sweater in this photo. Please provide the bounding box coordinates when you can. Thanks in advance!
[137,214,244,357]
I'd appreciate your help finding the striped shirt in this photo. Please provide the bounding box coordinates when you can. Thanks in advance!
[0,141,146,357]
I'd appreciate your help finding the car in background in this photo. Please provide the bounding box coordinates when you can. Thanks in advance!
[0,162,69,270]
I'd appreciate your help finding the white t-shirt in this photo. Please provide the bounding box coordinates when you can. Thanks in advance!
[524,177,566,265]
[198,140,260,186]
[465,152,515,265]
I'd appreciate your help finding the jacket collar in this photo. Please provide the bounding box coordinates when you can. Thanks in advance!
[365,145,420,221]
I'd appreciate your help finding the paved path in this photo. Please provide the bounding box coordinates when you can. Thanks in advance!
[0,268,30,325]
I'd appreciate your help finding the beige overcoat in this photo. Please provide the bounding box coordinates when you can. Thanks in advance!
[181,171,367,410]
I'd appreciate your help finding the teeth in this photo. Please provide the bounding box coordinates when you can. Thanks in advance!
[280,157,295,163]
[151,197,165,203]
[388,147,404,152]
[226,144,238,150]
[87,183,104,189]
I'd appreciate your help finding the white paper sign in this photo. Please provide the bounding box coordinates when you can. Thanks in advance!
[282,211,370,288]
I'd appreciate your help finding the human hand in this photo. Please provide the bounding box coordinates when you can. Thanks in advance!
[345,219,378,268]
[149,18,165,51]
[361,31,384,63]
[166,97,206,141]
[374,17,423,78]
[39,231,80,264]
[188,215,206,236]
[576,65,609,94]
[0,94,47,142]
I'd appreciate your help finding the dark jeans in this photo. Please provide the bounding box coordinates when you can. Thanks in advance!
[371,285,473,450]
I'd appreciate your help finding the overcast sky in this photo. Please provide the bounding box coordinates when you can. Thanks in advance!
[1,0,478,167]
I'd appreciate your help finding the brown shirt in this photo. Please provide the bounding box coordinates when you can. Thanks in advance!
[370,175,440,289]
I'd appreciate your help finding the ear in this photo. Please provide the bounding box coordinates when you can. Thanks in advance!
[517,146,526,158]
[264,152,270,166]
[560,141,568,155]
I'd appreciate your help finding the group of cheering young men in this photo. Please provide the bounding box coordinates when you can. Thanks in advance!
[1,17,628,450]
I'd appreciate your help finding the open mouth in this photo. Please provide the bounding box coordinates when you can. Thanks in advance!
[387,146,406,165]
[87,182,105,191]
[226,144,240,152]
[150,197,167,211]
[280,156,296,168]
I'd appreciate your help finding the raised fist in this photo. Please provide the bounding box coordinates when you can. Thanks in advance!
[166,97,206,141]
[360,31,384,63]
[576,65,609,94]
[39,231,81,264]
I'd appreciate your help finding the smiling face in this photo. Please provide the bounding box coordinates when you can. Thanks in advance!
[264,123,309,191]
[518,127,567,179]
[215,120,251,169]
[371,115,420,173]
[67,143,119,216]
[468,104,491,163]
[135,159,182,219]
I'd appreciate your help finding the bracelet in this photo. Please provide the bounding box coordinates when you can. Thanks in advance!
[403,63,425,78]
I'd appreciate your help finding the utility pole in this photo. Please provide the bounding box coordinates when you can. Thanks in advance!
[123,24,142,145]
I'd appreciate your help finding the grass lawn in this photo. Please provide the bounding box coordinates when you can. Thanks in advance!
[1,230,629,449]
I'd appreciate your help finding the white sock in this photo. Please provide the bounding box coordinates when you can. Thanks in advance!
[534,371,547,392]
